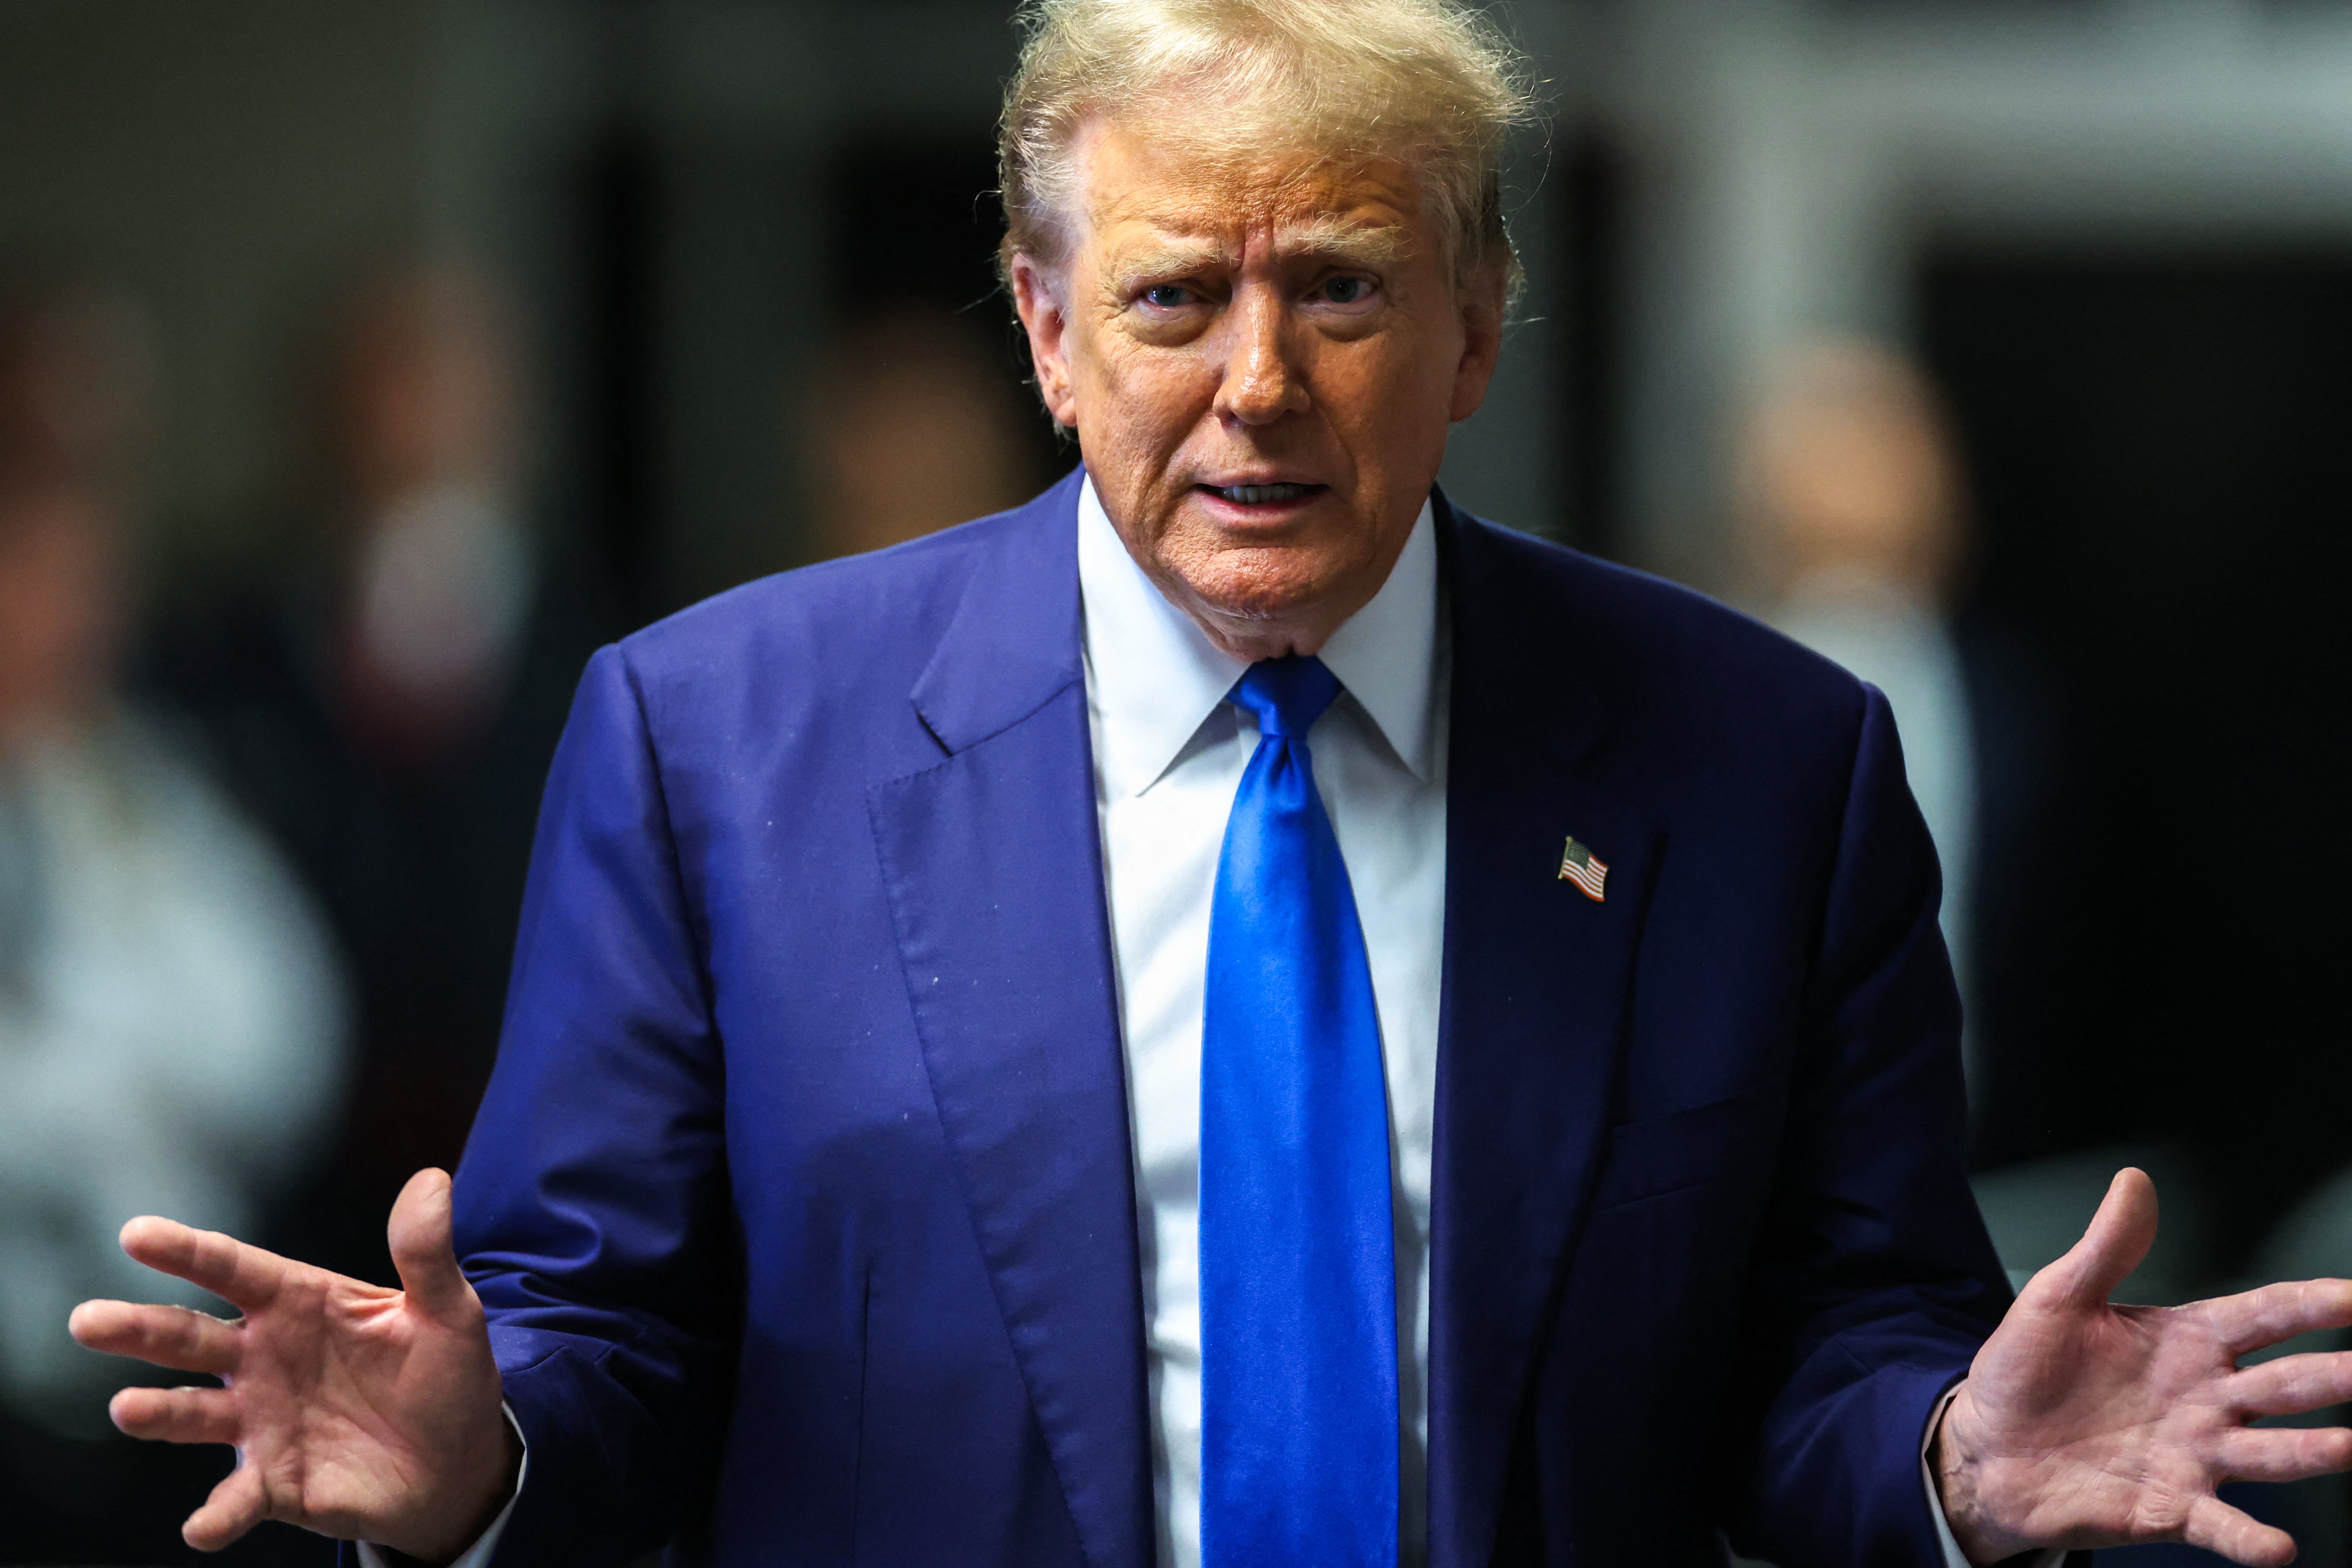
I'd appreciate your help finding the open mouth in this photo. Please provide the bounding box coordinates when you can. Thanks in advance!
[1199,482,1326,506]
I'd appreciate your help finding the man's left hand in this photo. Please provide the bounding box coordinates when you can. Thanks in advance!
[1936,1167,2352,1566]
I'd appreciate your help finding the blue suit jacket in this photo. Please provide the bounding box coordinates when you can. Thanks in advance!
[454,470,2013,1566]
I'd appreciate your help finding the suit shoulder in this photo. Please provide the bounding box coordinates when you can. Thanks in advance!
[590,499,1068,771]
[1461,519,1862,700]
[1454,517,1870,759]
[620,512,1005,678]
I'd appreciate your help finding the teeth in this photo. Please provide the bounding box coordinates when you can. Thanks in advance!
[1215,483,1310,505]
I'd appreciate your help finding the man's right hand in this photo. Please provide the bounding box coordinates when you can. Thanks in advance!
[69,1167,517,1561]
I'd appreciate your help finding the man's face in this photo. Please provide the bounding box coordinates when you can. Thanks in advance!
[1014,123,1503,659]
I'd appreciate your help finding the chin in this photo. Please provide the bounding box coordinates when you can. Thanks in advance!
[1174,548,1344,626]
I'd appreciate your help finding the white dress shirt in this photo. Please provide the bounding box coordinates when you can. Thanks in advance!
[1078,477,1446,1568]
[386,477,2022,1568]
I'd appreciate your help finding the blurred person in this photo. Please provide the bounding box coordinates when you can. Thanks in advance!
[328,262,537,766]
[0,280,344,1561]
[1737,345,2238,1289]
[797,306,1059,560]
[71,7,2352,1568]
[0,480,344,1423]
[1737,337,2080,1150]
[1739,338,1979,1023]
[144,258,615,1285]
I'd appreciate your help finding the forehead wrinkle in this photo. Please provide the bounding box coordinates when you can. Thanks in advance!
[1083,124,1421,240]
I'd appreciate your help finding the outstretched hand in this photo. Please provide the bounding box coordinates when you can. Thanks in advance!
[1937,1167,2352,1566]
[69,1169,516,1561]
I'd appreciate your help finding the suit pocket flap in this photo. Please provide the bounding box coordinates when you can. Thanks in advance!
[1589,1089,1772,1210]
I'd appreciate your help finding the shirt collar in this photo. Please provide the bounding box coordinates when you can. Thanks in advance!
[1077,472,1439,798]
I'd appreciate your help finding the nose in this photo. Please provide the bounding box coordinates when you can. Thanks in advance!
[1213,287,1309,427]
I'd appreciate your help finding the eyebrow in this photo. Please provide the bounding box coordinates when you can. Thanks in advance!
[1103,217,1412,289]
[1278,215,1412,269]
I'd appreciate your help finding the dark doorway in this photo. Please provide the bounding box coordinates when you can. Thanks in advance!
[1919,245,2352,1248]
[826,132,1009,320]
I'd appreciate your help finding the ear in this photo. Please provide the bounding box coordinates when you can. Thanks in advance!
[1012,253,1080,428]
[1447,261,1508,424]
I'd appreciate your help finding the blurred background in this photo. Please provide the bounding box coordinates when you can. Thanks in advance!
[0,1,2344,1563]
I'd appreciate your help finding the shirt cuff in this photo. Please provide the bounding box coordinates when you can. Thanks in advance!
[1922,1381,2065,1568]
[355,1402,528,1568]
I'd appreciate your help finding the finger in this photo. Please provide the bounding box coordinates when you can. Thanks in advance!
[2182,1491,2298,1567]
[183,1462,268,1553]
[387,1168,476,1322]
[2202,1278,2352,1357]
[2042,1166,2159,1308]
[2216,1424,2352,1485]
[69,1299,240,1375]
[2232,1349,2352,1417]
[110,1384,240,1446]
[118,1216,288,1313]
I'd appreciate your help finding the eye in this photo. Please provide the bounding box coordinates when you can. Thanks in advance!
[1141,283,1194,310]
[1312,274,1379,309]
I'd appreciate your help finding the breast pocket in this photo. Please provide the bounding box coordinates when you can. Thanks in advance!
[1587,1087,1776,1212]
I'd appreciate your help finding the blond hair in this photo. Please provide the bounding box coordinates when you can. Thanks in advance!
[997,0,1536,293]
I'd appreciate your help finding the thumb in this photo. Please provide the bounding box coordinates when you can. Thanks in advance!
[2044,1166,2159,1309]
[387,1168,474,1321]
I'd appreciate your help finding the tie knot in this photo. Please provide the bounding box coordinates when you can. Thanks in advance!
[1230,655,1340,741]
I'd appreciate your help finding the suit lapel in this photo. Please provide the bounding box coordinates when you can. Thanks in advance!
[1426,502,1668,1568]
[867,473,1154,1568]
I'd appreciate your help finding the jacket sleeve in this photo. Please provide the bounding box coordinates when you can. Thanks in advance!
[451,643,740,1567]
[1724,682,2021,1567]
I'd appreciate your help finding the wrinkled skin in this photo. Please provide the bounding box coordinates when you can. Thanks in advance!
[1012,121,1504,661]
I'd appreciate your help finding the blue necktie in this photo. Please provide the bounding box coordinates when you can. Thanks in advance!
[1200,655,1399,1568]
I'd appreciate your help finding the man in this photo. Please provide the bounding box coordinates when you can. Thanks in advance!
[68,3,2352,1565]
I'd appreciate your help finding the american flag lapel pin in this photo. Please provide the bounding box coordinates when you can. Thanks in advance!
[1558,835,1608,902]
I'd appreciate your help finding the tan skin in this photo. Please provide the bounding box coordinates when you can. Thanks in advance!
[1013,122,1500,660]
[64,117,2352,1568]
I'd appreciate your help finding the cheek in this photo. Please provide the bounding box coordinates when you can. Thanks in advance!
[1319,338,1448,455]
[1084,345,1213,463]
